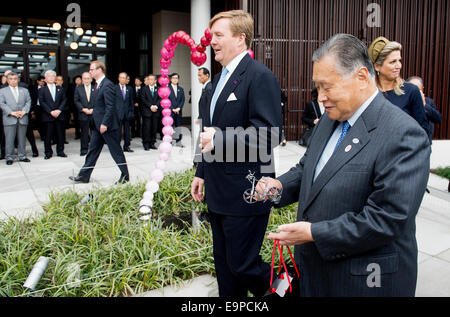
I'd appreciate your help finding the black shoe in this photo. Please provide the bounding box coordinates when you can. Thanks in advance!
[123,147,134,153]
[57,153,67,158]
[115,174,129,184]
[32,152,39,157]
[44,155,52,160]
[80,151,88,156]
[69,175,89,183]
[0,155,5,160]
[19,158,30,163]
[150,144,157,150]
[64,141,69,144]
[6,160,13,165]
[144,147,150,151]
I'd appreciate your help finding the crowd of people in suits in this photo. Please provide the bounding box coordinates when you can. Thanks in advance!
[0,67,188,165]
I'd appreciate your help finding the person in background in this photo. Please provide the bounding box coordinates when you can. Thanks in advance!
[0,72,32,165]
[141,74,161,151]
[74,72,94,156]
[406,76,442,145]
[131,76,143,138]
[299,87,324,147]
[68,75,82,140]
[115,72,134,153]
[368,37,429,137]
[168,73,185,146]
[55,75,69,145]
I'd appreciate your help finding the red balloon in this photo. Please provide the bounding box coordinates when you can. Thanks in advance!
[200,36,210,47]
[182,34,191,45]
[158,75,170,87]
[204,28,212,41]
[161,47,171,60]
[191,51,206,66]
[196,44,206,53]
[158,86,171,99]
[160,68,169,76]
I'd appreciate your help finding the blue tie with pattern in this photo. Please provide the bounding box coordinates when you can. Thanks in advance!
[210,67,229,123]
[334,120,351,152]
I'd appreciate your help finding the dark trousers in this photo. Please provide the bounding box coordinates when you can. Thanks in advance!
[0,116,5,158]
[78,128,129,180]
[131,107,142,138]
[79,119,92,153]
[44,120,65,156]
[120,117,131,149]
[26,123,38,155]
[208,211,273,297]
[171,111,182,141]
[142,114,160,147]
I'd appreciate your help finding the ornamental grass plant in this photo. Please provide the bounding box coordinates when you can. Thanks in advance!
[0,169,297,297]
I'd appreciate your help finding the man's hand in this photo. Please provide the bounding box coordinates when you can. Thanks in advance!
[191,176,205,202]
[150,105,158,112]
[100,124,108,134]
[314,118,320,125]
[50,110,61,118]
[134,103,139,107]
[420,90,426,106]
[10,111,19,118]
[173,108,180,115]
[267,222,314,246]
[254,177,282,201]
[82,108,90,115]
[199,127,216,153]
[17,110,26,118]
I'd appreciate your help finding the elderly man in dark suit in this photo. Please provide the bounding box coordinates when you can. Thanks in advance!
[141,74,161,150]
[74,72,94,156]
[116,72,134,152]
[168,73,185,146]
[38,70,67,159]
[256,34,430,297]
[70,61,129,184]
[191,10,282,297]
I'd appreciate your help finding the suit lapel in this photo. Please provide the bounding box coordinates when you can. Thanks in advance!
[302,95,382,212]
[212,54,251,125]
[205,75,220,126]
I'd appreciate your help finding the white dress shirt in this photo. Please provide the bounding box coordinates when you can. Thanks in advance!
[9,86,19,103]
[215,50,248,100]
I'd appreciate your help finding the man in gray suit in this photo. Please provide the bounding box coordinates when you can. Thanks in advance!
[0,72,32,165]
[255,34,430,296]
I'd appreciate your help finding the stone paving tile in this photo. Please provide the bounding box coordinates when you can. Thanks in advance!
[416,257,450,297]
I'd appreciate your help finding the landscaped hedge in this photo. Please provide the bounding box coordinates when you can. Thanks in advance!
[0,169,297,297]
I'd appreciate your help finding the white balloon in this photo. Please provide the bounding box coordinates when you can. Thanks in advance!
[139,205,152,214]
[143,191,154,201]
[146,181,159,193]
[139,198,153,207]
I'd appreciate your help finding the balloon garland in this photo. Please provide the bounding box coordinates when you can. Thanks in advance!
[138,29,212,220]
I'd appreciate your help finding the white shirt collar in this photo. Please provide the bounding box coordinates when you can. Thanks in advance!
[347,88,379,127]
[96,75,105,86]
[202,80,210,89]
[223,50,248,76]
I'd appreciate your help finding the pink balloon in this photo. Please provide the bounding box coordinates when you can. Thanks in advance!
[145,181,159,194]
[150,168,164,183]
[158,86,171,99]
[158,76,170,87]
[191,51,207,66]
[162,109,172,117]
[161,47,171,60]
[160,68,169,76]
[200,36,210,47]
[248,49,254,59]
[196,44,206,53]
[155,160,167,171]
[163,135,172,143]
[164,39,175,51]
[162,126,174,136]
[175,31,187,42]
[162,116,174,126]
[160,152,169,162]
[160,58,171,69]
[158,141,173,154]
[160,98,172,109]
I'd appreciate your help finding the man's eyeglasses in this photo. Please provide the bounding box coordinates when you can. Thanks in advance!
[89,68,98,71]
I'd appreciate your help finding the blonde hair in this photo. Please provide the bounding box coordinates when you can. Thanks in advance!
[91,60,106,73]
[209,10,254,49]
[374,41,404,95]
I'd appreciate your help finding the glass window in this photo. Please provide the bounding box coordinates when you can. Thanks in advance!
[65,29,108,49]
[0,51,24,75]
[0,24,23,45]
[140,33,148,50]
[28,51,57,81]
[139,53,148,76]
[67,52,93,81]
[27,25,59,46]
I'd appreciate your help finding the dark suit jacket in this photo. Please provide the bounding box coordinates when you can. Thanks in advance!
[74,85,94,121]
[38,85,67,122]
[133,86,143,107]
[198,81,212,118]
[195,53,282,216]
[276,92,430,296]
[115,84,134,121]
[168,84,185,111]
[424,96,442,143]
[302,100,322,128]
[141,85,161,117]
[91,77,120,131]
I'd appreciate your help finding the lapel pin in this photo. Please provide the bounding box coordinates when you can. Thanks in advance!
[352,138,360,144]
[345,145,352,152]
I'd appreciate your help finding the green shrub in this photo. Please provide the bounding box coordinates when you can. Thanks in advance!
[0,169,297,297]
[432,166,450,180]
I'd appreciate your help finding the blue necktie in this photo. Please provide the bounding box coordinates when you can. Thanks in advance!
[334,121,351,152]
[210,67,229,123]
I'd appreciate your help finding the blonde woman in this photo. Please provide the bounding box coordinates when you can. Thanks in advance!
[368,37,429,136]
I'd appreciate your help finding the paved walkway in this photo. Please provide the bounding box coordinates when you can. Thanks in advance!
[0,129,449,296]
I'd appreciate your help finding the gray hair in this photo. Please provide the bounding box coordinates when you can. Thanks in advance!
[312,34,375,79]
[6,71,18,78]
[44,70,57,77]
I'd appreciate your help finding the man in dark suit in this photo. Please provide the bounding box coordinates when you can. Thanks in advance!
[74,72,94,156]
[38,70,67,159]
[141,74,161,150]
[29,76,45,142]
[131,77,143,138]
[257,34,430,296]
[191,10,282,297]
[116,72,134,152]
[69,60,129,184]
[168,73,185,145]
[198,67,212,110]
